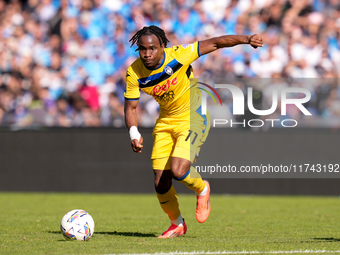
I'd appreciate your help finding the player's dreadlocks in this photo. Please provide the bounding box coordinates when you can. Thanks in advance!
[129,25,169,50]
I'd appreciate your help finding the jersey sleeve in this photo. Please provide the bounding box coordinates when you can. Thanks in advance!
[171,41,201,66]
[124,68,140,101]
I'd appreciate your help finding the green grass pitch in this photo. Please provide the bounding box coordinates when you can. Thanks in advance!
[0,192,340,254]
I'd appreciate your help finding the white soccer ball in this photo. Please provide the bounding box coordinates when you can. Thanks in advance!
[60,209,95,241]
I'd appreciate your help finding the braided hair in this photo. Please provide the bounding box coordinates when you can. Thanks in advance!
[129,25,169,50]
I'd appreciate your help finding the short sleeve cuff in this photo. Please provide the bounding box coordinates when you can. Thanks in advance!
[197,41,201,57]
[124,97,140,101]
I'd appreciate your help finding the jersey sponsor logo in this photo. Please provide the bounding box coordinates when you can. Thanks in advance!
[153,77,177,97]
[164,66,173,76]
[159,90,175,103]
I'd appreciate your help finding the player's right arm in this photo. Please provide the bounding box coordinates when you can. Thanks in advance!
[124,67,143,153]
[124,99,143,153]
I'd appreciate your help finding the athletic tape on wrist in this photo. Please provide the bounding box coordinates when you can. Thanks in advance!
[129,126,141,141]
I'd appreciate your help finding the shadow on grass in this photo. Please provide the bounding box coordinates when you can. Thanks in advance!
[312,237,340,242]
[48,231,62,234]
[96,231,157,237]
[271,237,340,244]
[48,230,196,239]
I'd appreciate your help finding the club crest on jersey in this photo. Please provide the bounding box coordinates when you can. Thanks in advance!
[164,66,173,76]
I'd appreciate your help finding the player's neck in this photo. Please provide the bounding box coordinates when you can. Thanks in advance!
[144,52,165,70]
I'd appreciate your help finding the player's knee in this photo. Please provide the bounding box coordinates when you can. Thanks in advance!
[154,170,172,194]
[171,157,190,180]
[172,166,189,180]
[154,179,172,194]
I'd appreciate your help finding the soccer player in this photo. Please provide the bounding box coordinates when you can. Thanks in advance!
[124,25,263,238]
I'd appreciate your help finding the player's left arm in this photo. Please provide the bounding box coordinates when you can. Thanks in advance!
[199,34,263,56]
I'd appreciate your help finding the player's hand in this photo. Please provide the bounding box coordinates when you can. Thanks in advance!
[131,136,143,153]
[248,34,263,49]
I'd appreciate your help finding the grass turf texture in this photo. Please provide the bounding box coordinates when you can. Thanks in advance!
[0,193,339,255]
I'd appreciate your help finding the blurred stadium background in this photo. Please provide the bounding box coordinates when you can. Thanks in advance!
[0,0,339,194]
[0,0,339,128]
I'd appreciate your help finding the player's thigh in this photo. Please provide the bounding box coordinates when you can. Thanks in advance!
[152,118,174,154]
[172,112,210,162]
[192,110,211,154]
[152,127,175,170]
[152,156,172,171]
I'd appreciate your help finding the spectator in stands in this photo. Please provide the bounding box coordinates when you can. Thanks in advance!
[0,0,339,128]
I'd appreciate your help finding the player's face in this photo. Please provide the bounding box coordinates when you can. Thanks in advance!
[138,34,164,69]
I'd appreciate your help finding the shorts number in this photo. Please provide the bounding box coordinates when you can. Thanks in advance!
[185,130,198,145]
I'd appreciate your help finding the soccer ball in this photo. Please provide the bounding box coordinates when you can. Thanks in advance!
[60,209,95,241]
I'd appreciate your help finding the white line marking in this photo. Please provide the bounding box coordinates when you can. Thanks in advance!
[105,250,340,255]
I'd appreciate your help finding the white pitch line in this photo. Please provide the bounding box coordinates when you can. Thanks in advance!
[106,250,340,255]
